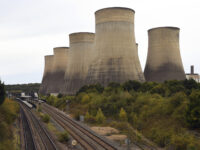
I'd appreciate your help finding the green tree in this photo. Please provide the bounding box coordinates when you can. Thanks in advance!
[119,107,128,122]
[85,111,90,122]
[139,82,157,92]
[95,108,106,124]
[183,79,198,90]
[81,94,90,104]
[122,80,141,92]
[0,80,5,105]
[150,84,167,96]
[186,90,200,129]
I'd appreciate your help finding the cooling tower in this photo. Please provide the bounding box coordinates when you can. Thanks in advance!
[144,27,186,82]
[47,47,69,94]
[64,32,95,95]
[39,55,54,95]
[86,7,145,86]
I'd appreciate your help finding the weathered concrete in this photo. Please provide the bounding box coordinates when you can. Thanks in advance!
[86,7,145,86]
[144,27,186,82]
[46,47,69,94]
[39,55,54,95]
[64,32,95,95]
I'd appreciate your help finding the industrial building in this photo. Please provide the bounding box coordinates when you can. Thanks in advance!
[144,27,186,82]
[86,7,145,87]
[46,47,69,94]
[39,7,189,95]
[39,55,54,95]
[186,66,200,82]
[64,32,95,95]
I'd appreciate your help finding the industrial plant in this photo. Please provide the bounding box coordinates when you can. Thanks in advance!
[144,27,186,82]
[39,7,187,95]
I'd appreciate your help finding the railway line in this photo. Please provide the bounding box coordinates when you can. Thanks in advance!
[42,103,120,150]
[20,102,58,150]
[20,107,36,150]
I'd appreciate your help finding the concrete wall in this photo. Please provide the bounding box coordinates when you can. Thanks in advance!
[144,27,186,82]
[64,32,95,95]
[47,47,69,94]
[86,7,145,86]
[39,55,54,95]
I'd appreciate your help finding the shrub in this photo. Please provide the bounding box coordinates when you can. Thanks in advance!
[95,108,106,124]
[58,131,69,143]
[122,80,141,92]
[42,114,50,123]
[186,90,200,129]
[119,107,128,122]
[81,94,90,104]
[0,81,5,105]
[85,111,96,123]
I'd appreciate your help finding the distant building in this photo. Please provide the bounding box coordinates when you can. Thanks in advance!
[186,65,200,82]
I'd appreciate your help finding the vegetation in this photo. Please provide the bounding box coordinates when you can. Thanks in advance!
[58,131,69,143]
[119,108,128,122]
[0,99,20,150]
[44,79,200,150]
[41,114,50,123]
[0,80,5,105]
[5,83,40,94]
[95,108,106,124]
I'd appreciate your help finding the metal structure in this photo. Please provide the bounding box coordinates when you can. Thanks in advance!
[47,47,69,94]
[144,27,186,82]
[86,7,145,86]
[39,55,54,95]
[186,65,200,82]
[64,32,95,95]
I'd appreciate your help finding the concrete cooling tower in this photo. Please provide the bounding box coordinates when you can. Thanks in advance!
[144,27,186,82]
[86,7,145,86]
[64,32,95,95]
[39,55,54,95]
[47,47,69,94]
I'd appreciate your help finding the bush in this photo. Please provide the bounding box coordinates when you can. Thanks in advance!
[85,111,96,123]
[186,90,200,129]
[123,80,141,92]
[0,99,19,150]
[42,114,50,123]
[0,81,5,105]
[58,131,69,143]
[95,108,106,124]
[119,107,128,122]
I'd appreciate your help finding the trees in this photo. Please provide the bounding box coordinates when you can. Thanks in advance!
[0,81,5,105]
[76,83,104,95]
[119,107,128,122]
[95,108,106,124]
[186,90,200,129]
[122,80,141,92]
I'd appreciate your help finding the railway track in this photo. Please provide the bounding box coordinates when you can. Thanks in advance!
[20,102,57,150]
[21,107,36,150]
[42,103,119,150]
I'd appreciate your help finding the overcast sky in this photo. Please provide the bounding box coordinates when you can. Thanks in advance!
[0,0,200,84]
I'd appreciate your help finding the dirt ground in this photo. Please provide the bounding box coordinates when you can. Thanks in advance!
[91,126,127,142]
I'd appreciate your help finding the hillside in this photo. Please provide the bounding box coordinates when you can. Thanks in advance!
[5,83,40,94]
[44,79,200,150]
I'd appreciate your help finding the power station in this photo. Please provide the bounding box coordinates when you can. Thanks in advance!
[39,55,54,95]
[39,8,187,95]
[64,32,95,95]
[144,27,186,82]
[86,7,145,86]
[47,47,69,94]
